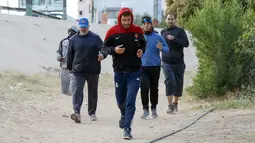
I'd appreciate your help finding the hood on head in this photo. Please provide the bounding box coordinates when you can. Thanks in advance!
[117,7,134,27]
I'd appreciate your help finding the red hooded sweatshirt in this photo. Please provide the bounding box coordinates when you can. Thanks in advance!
[102,8,146,72]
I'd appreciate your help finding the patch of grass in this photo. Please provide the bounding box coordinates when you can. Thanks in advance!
[213,99,255,110]
[185,91,255,110]
[0,70,115,95]
[0,70,59,94]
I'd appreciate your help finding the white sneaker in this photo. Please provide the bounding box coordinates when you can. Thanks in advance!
[90,114,97,121]
[151,108,158,118]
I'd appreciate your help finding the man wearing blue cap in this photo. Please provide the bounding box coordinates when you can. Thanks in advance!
[67,18,107,123]
[140,16,169,119]
[57,26,78,95]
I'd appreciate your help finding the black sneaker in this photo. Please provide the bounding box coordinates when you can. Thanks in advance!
[167,104,174,114]
[123,127,133,140]
[70,113,81,123]
[119,115,125,129]
[173,103,178,112]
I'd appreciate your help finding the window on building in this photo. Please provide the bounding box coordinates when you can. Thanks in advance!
[79,11,83,16]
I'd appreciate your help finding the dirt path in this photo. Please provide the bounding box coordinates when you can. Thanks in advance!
[0,71,254,143]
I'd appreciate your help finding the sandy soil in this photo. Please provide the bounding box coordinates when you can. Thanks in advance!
[0,71,254,143]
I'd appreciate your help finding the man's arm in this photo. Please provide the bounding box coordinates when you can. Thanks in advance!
[173,28,189,47]
[139,34,147,54]
[160,29,165,36]
[102,29,116,55]
[56,40,63,61]
[67,39,74,70]
[159,36,169,54]
[96,35,108,59]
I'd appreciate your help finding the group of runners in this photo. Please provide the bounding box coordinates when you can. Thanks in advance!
[56,7,189,140]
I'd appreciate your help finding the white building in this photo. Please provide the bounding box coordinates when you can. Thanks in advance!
[19,0,63,12]
[77,0,93,22]
[76,0,164,24]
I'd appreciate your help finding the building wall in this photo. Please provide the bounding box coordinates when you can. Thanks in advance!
[19,0,63,12]
[77,0,92,21]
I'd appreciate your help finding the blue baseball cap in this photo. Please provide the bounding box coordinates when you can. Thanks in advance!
[78,18,89,28]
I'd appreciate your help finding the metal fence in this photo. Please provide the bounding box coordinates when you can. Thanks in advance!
[0,5,61,20]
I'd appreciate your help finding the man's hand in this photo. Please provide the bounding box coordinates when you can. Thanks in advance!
[98,54,104,61]
[115,44,125,54]
[156,40,163,50]
[57,57,64,62]
[137,49,143,58]
[167,35,175,40]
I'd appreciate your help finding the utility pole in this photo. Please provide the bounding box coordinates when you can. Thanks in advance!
[26,0,32,16]
[91,0,94,23]
[7,0,9,14]
[63,0,67,20]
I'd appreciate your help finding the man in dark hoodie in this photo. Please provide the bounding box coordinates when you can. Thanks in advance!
[56,26,78,95]
[67,18,107,123]
[102,8,146,140]
[160,13,189,114]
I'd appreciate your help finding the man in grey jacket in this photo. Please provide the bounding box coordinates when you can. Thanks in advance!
[56,26,78,95]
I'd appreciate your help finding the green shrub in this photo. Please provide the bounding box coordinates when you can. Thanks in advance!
[186,0,255,98]
[238,10,255,101]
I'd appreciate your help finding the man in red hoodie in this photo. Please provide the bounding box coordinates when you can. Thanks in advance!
[102,8,146,140]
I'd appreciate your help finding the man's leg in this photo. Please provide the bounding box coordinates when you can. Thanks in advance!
[161,63,176,114]
[114,72,127,129]
[123,71,141,139]
[86,74,99,121]
[71,75,86,123]
[60,68,72,95]
[149,67,160,118]
[140,68,150,118]
[173,63,186,112]
[68,73,73,95]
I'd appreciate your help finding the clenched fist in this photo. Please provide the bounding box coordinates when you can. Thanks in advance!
[156,40,162,50]
[98,54,104,61]
[167,35,175,40]
[115,44,125,54]
[137,49,143,58]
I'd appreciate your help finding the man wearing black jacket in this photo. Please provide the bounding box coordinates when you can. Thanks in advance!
[102,8,146,140]
[160,13,189,114]
[67,18,107,123]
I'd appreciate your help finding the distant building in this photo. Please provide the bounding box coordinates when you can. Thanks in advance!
[99,7,133,24]
[18,0,63,12]
[77,0,93,22]
[76,0,162,24]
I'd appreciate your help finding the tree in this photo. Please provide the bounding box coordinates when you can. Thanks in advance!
[186,0,255,98]
[164,0,255,27]
[165,0,203,27]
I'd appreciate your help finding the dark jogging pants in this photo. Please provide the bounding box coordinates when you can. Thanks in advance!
[140,66,160,110]
[114,71,141,129]
[72,74,99,115]
[161,62,186,97]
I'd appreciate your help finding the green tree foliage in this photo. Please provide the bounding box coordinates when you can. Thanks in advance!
[186,0,255,98]
[164,0,255,27]
[165,0,203,27]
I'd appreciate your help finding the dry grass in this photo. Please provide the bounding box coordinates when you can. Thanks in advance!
[0,70,114,101]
